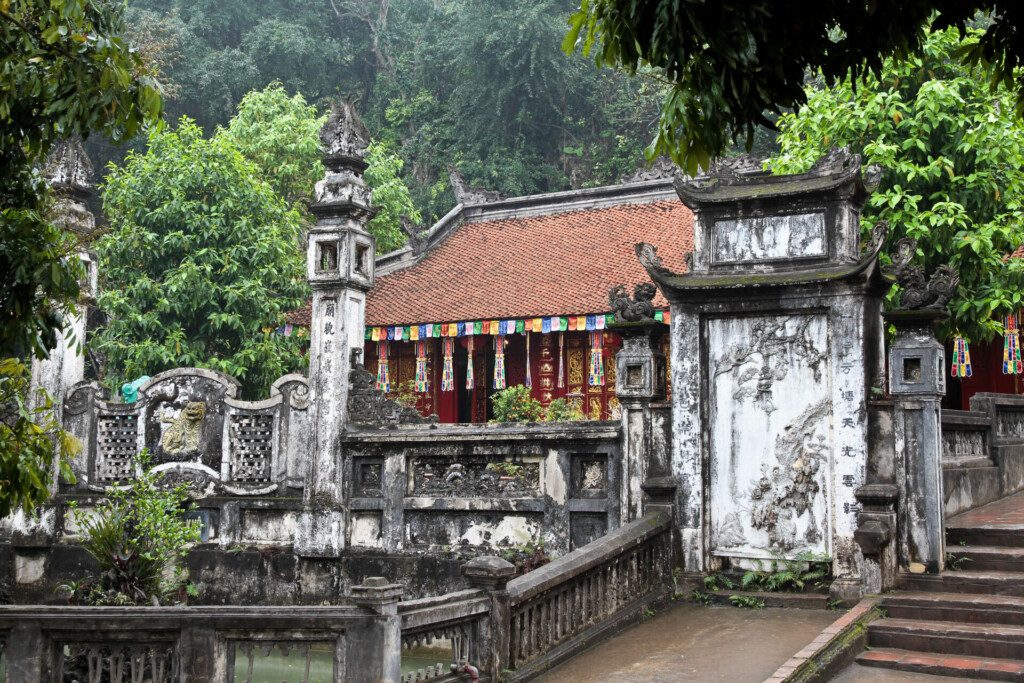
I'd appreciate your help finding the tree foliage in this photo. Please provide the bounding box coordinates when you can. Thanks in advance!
[768,27,1024,342]
[564,1,1024,175]
[0,359,79,518]
[220,83,419,252]
[63,451,201,606]
[93,118,309,397]
[1,0,162,360]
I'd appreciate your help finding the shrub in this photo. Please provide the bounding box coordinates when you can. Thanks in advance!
[544,397,585,422]
[490,385,545,423]
[62,451,201,606]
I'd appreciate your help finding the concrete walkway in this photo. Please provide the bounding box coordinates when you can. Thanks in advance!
[533,603,836,682]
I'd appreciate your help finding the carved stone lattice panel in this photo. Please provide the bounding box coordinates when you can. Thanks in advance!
[708,313,832,559]
[998,410,1024,440]
[95,412,138,481]
[229,413,275,482]
[409,456,540,498]
[942,429,989,463]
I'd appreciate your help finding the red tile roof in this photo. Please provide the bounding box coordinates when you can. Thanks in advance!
[365,200,692,326]
[286,198,694,327]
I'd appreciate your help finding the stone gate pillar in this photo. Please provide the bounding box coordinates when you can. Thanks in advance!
[295,103,377,558]
[639,150,888,602]
[886,309,947,574]
[610,318,669,523]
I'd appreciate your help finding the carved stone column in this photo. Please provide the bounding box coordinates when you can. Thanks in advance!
[295,103,376,558]
[610,319,668,524]
[887,309,947,574]
[351,577,404,683]
[463,556,516,676]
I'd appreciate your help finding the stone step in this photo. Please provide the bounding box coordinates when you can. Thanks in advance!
[882,591,1024,626]
[707,590,828,610]
[899,570,1024,596]
[950,546,1024,572]
[948,526,1024,548]
[867,618,1024,660]
[857,647,1024,681]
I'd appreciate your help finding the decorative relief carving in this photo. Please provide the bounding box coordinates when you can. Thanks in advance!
[354,459,383,496]
[410,457,540,498]
[159,401,206,456]
[998,410,1024,440]
[348,363,436,427]
[885,237,960,310]
[568,350,584,386]
[942,429,988,462]
[95,413,138,481]
[608,283,657,322]
[229,413,274,482]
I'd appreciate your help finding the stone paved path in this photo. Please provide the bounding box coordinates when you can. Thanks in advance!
[533,603,835,682]
[947,490,1024,529]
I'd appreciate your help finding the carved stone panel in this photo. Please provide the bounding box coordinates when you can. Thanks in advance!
[142,370,235,468]
[408,456,540,498]
[708,313,832,559]
[998,410,1024,441]
[712,213,826,263]
[228,412,275,482]
[942,429,989,463]
[571,454,608,499]
[353,457,384,497]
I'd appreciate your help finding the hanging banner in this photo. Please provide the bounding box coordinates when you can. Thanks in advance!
[376,340,391,392]
[466,337,475,390]
[525,333,533,388]
[557,332,565,388]
[441,337,455,392]
[493,335,507,389]
[1004,313,1023,375]
[951,336,973,378]
[588,331,605,386]
[415,340,429,392]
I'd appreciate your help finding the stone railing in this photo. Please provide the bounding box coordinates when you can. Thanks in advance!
[942,393,1024,517]
[0,599,394,682]
[940,409,992,467]
[503,510,672,679]
[398,588,493,683]
[343,420,622,557]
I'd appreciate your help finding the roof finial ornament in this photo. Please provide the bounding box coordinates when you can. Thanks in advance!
[43,137,96,237]
[320,100,370,162]
[448,166,502,205]
[884,236,959,310]
[608,283,657,322]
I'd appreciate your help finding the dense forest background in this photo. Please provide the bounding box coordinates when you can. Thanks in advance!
[85,0,675,227]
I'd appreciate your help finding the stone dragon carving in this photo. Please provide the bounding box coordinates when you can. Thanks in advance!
[884,237,959,310]
[347,362,437,428]
[448,167,502,205]
[608,282,657,322]
[160,401,206,456]
[319,101,370,159]
[400,215,429,256]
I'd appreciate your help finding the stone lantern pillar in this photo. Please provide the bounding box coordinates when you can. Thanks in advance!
[886,308,948,574]
[30,138,98,423]
[295,103,377,558]
[610,317,670,523]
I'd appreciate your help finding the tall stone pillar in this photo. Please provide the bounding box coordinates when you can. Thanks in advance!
[295,103,377,558]
[30,138,98,423]
[610,318,669,523]
[887,309,947,574]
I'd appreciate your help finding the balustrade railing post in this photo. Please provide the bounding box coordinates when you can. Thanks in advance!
[463,556,516,678]
[179,624,216,682]
[5,621,46,681]
[351,576,404,683]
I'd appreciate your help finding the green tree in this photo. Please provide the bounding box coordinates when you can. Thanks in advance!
[93,118,309,398]
[221,83,417,252]
[768,27,1024,342]
[1,0,161,517]
[564,1,1024,174]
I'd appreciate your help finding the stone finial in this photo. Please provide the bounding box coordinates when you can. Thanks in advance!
[312,101,373,215]
[884,237,959,311]
[462,556,516,590]
[399,215,428,256]
[43,137,96,237]
[351,576,404,607]
[448,167,502,205]
[608,283,656,322]
[320,101,370,161]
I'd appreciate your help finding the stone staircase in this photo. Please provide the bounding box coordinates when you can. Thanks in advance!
[856,492,1024,680]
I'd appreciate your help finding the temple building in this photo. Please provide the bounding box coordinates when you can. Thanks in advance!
[287,170,693,422]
